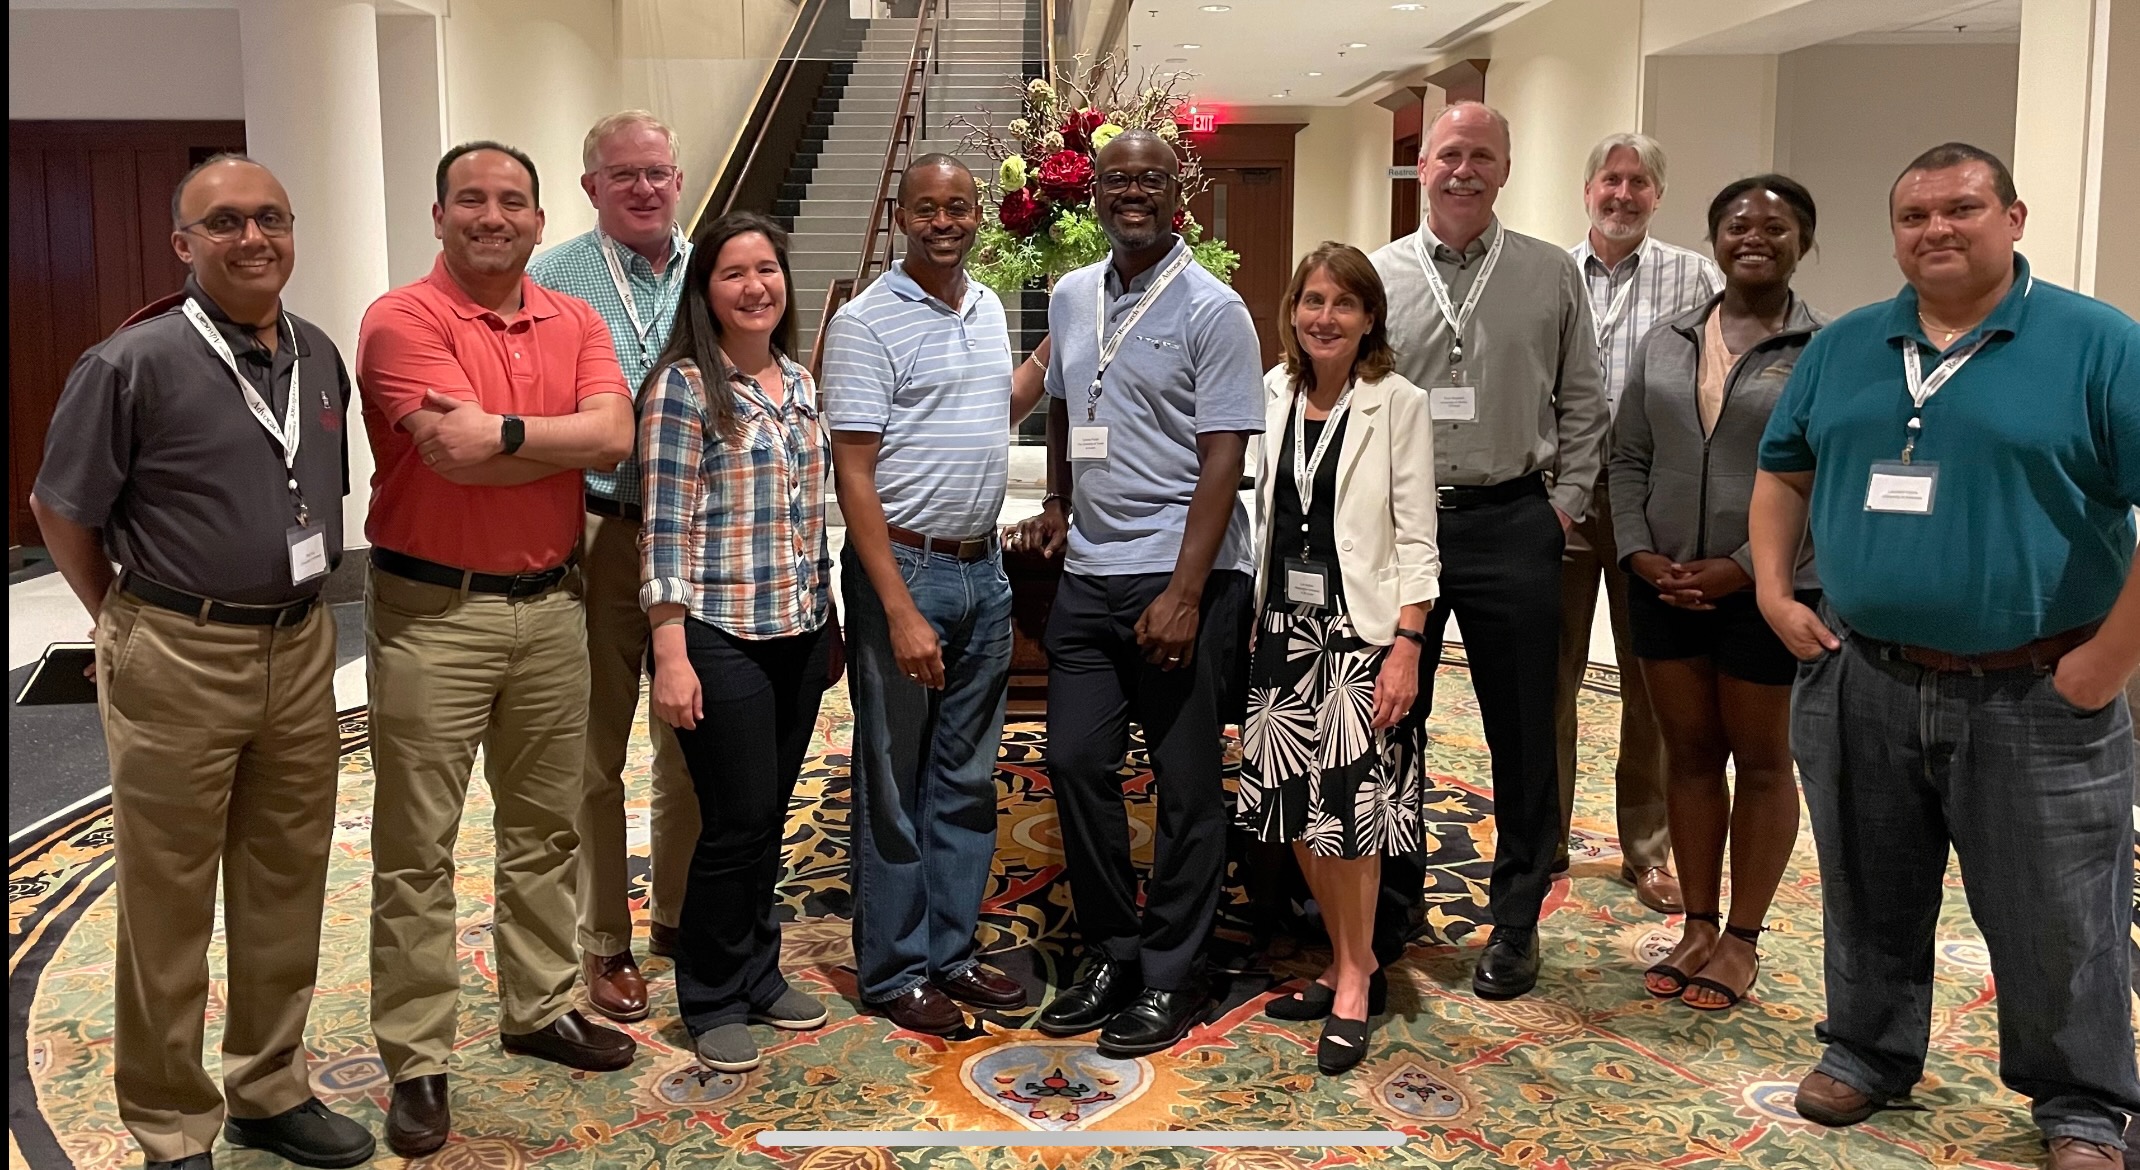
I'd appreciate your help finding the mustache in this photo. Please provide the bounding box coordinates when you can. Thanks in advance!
[1441,179,1487,195]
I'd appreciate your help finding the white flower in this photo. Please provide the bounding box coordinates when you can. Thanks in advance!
[1041,131,1064,153]
[1157,121,1180,142]
[1008,117,1031,138]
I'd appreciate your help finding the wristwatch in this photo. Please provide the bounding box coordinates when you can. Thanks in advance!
[500,414,526,456]
[1394,627,1429,649]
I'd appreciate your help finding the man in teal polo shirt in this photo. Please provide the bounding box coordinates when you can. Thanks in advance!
[1750,142,2139,1170]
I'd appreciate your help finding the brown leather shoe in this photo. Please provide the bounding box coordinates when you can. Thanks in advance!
[2047,1137,2126,1170]
[1793,1069,1880,1127]
[386,1074,450,1158]
[1623,865,1685,915]
[939,965,1029,1010]
[648,922,680,958]
[583,950,649,1022]
[874,983,965,1035]
[501,1008,637,1071]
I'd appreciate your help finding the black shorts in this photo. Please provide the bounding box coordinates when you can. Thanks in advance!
[1628,581,1821,686]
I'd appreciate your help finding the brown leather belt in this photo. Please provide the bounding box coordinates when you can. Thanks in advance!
[886,523,993,563]
[1863,621,2100,674]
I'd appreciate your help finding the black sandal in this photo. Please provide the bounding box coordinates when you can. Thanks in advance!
[1316,1014,1372,1075]
[1264,970,1387,1021]
[1645,912,1719,998]
[1683,923,1763,1011]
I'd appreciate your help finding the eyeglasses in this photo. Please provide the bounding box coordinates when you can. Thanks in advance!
[1098,170,1175,195]
[178,209,295,242]
[600,165,680,189]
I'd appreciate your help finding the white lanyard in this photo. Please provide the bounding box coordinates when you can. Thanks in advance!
[596,231,683,362]
[1902,333,1991,408]
[1290,383,1354,519]
[1086,248,1195,422]
[1593,263,1638,346]
[1412,222,1505,363]
[183,298,307,520]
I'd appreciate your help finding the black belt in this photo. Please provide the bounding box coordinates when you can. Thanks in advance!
[371,547,573,598]
[585,494,642,523]
[122,574,318,627]
[1436,472,1547,511]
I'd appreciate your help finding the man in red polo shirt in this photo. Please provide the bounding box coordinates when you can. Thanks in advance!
[355,140,636,1158]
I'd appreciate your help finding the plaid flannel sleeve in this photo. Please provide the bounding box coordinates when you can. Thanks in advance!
[638,364,703,612]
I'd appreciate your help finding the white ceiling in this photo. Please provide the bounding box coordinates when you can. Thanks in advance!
[1123,0,1536,108]
[1828,0,2021,44]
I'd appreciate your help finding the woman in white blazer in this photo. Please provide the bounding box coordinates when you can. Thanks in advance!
[1239,242,1439,1075]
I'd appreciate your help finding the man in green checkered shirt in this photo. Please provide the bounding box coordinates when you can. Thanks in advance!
[528,110,694,1025]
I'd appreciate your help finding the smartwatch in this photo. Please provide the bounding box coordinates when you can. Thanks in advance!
[500,414,526,456]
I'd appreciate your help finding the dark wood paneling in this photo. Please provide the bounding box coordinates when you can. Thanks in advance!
[1185,123,1301,370]
[8,120,245,546]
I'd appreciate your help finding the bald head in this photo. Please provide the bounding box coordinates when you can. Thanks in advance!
[1095,129,1178,176]
[168,154,295,320]
[1426,101,1511,157]
[898,153,977,205]
[1419,100,1510,245]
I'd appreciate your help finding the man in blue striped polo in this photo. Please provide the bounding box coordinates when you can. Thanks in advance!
[825,153,1051,1036]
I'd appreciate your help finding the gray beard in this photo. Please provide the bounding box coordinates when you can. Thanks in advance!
[1102,219,1166,252]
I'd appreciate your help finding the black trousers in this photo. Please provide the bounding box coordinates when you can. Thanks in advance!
[1043,569,1252,989]
[669,619,829,1034]
[1376,492,1565,962]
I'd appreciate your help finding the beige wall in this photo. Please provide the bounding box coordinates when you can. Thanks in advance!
[619,0,796,228]
[1640,53,1778,257]
[2093,0,2140,316]
[1290,102,1396,266]
[1438,0,1645,247]
[1773,42,2019,315]
[7,8,244,120]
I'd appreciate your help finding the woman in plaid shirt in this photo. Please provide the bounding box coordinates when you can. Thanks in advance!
[637,211,843,1074]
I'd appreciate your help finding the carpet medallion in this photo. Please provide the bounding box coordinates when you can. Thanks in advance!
[10,657,2138,1169]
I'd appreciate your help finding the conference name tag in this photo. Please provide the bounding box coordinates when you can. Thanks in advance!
[1284,557,1332,608]
[1430,384,1477,422]
[1864,461,1938,515]
[1071,425,1110,461]
[287,523,330,584]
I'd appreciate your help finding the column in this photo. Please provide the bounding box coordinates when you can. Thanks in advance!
[2012,0,2139,315]
[237,0,393,545]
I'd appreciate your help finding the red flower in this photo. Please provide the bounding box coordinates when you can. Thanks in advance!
[1060,108,1106,152]
[1172,207,1188,233]
[1036,149,1095,205]
[999,187,1048,237]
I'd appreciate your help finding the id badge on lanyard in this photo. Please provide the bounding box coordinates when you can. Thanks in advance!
[1078,250,1195,460]
[1284,387,1352,610]
[1869,333,1989,517]
[182,299,326,583]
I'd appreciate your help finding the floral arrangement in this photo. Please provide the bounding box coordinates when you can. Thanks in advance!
[955,59,1241,295]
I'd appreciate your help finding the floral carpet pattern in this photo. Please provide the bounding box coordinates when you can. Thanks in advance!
[11,655,2139,1170]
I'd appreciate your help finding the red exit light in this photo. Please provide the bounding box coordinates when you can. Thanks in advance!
[1178,103,1221,134]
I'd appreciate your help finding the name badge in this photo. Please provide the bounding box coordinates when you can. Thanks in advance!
[1430,384,1477,422]
[1071,425,1110,461]
[1284,556,1332,608]
[287,523,330,584]
[1864,460,1939,515]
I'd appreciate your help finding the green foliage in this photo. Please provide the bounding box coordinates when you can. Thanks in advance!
[971,207,1240,296]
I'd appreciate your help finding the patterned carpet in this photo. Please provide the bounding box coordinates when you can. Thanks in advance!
[10,655,2138,1170]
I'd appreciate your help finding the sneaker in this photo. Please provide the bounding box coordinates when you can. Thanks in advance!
[223,1097,376,1168]
[748,986,828,1030]
[695,1023,760,1072]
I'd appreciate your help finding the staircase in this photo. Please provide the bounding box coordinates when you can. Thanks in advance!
[784,0,1044,360]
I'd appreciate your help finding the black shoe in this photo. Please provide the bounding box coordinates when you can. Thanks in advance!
[385,1074,450,1159]
[1035,955,1141,1036]
[1265,970,1387,1021]
[1096,986,1211,1057]
[223,1098,374,1168]
[145,1157,213,1170]
[1472,926,1541,1000]
[1316,1014,1373,1076]
[501,1008,637,1071]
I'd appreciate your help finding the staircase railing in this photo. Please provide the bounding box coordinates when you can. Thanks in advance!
[808,0,946,380]
[693,0,845,231]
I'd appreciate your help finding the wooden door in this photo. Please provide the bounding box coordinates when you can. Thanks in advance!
[8,120,246,548]
[1190,166,1290,370]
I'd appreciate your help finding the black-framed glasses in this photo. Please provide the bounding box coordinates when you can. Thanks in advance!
[178,208,295,242]
[1098,170,1174,195]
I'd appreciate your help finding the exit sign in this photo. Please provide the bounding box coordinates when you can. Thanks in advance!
[1190,111,1216,134]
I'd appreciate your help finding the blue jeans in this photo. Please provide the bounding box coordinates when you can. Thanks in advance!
[1792,607,2139,1147]
[843,541,1013,1003]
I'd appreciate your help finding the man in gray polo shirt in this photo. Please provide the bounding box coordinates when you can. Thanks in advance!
[1017,130,1264,1058]
[1370,101,1609,1001]
[825,154,1050,1037]
[30,155,375,1170]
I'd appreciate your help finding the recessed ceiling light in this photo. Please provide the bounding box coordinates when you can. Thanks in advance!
[1392,2,1424,9]
[1199,4,1231,11]
[1165,56,1188,63]
[1270,92,1288,98]
[1346,42,1370,48]
[1176,42,1201,49]
[1305,71,1324,76]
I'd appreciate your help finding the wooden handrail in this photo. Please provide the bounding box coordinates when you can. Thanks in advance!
[848,0,942,298]
[808,277,858,383]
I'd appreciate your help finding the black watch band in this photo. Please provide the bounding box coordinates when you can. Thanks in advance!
[1394,627,1429,648]
[500,414,526,456]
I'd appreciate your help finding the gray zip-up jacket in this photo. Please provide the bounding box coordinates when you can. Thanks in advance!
[1609,293,1826,591]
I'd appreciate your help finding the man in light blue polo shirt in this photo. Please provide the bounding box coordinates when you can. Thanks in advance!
[527,110,696,1023]
[826,154,1052,1038]
[1750,143,2139,1168]
[1015,130,1264,1058]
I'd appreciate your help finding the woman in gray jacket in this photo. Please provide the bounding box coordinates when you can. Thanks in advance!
[1609,175,1824,1012]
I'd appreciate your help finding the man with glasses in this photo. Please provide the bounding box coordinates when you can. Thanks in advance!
[528,110,697,1024]
[1017,130,1263,1057]
[825,154,1051,1036]
[31,155,375,1169]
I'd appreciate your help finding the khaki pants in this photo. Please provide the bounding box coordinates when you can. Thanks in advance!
[97,589,340,1162]
[1554,481,1671,870]
[577,511,697,957]
[365,566,588,1082]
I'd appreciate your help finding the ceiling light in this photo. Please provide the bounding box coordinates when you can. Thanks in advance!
[1271,92,1288,98]
[1199,4,1231,11]
[1176,42,1201,49]
[1306,71,1324,76]
[1392,2,1424,8]
[1346,42,1370,48]
[1165,56,1188,63]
